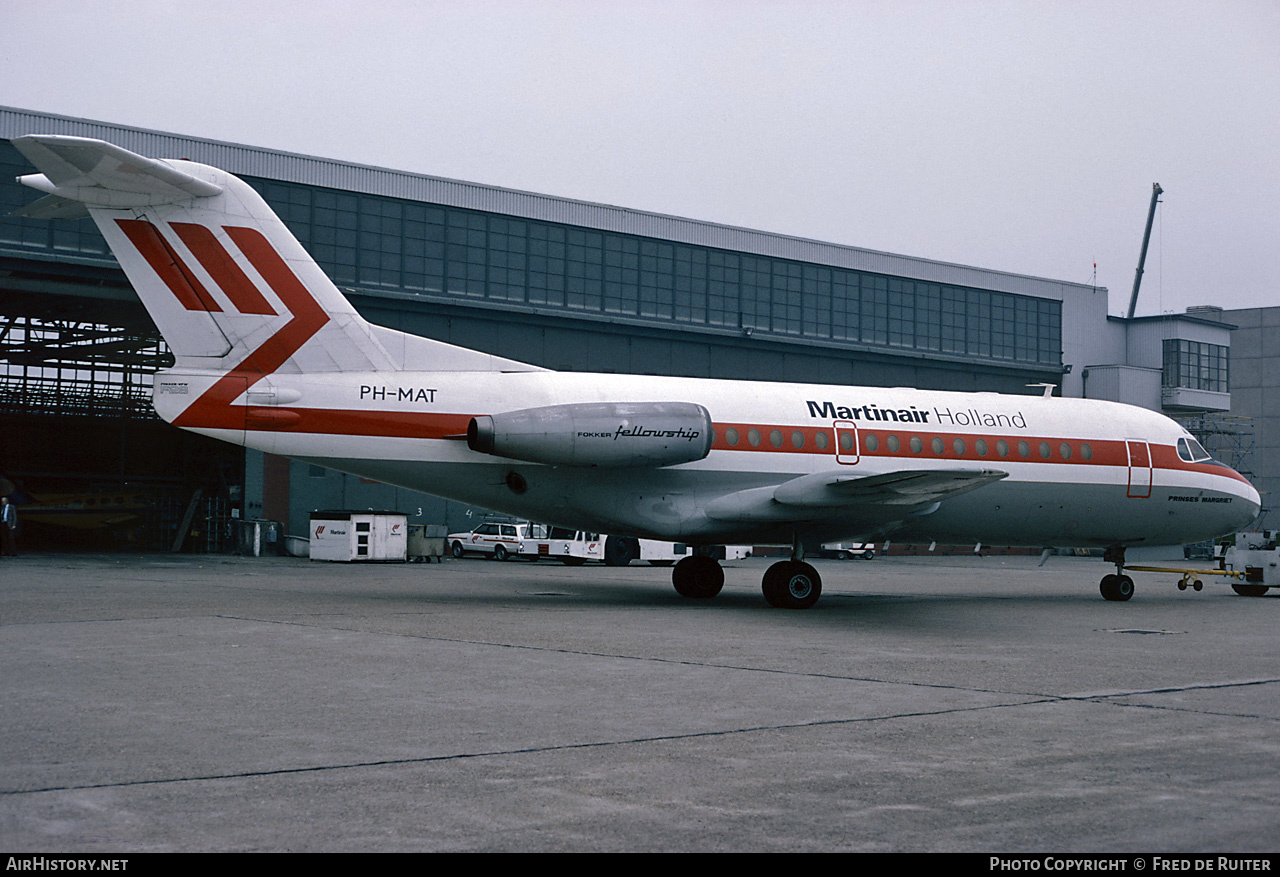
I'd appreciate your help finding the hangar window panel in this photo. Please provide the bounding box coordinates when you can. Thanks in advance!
[861,275,889,345]
[967,289,992,357]
[831,270,858,341]
[603,235,639,315]
[887,279,914,348]
[642,242,671,320]
[1037,300,1061,364]
[990,296,1015,360]
[941,287,965,354]
[802,266,832,338]
[771,262,802,335]
[1014,297,1034,362]
[674,247,707,324]
[915,282,941,352]
[739,256,771,332]
[707,251,739,327]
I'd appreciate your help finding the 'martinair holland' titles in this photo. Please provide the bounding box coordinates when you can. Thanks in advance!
[806,400,1029,430]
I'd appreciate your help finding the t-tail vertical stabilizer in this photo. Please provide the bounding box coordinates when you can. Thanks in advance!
[13,135,541,377]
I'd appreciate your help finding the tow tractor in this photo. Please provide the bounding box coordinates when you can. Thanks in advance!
[1120,530,1276,597]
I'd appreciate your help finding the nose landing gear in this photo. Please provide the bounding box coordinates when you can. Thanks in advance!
[1100,544,1135,601]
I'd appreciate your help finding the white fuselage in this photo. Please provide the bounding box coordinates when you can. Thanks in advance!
[154,366,1261,549]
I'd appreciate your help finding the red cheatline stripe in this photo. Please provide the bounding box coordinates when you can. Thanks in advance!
[116,219,222,312]
[170,223,277,315]
[178,404,472,439]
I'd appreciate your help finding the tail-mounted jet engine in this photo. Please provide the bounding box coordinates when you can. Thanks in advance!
[467,401,713,468]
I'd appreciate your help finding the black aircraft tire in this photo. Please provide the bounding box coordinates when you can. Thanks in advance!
[1101,574,1134,601]
[672,555,724,599]
[762,561,822,610]
[604,536,638,567]
[1232,583,1269,597]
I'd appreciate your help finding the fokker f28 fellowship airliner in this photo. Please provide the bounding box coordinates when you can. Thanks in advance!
[13,135,1261,608]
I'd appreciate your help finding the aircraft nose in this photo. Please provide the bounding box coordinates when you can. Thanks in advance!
[1228,469,1262,528]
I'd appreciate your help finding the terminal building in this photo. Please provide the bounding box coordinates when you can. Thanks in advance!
[0,106,1266,547]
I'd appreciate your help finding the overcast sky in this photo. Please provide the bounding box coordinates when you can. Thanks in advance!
[3,0,1277,315]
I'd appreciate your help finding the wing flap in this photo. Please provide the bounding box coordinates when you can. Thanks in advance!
[705,467,1007,524]
[774,467,1008,507]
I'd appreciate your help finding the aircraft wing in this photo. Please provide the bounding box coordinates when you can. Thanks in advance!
[705,468,1008,523]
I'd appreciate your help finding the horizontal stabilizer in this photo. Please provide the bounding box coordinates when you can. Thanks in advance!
[10,193,91,220]
[14,135,222,208]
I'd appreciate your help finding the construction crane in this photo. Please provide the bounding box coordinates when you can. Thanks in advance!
[1126,182,1163,319]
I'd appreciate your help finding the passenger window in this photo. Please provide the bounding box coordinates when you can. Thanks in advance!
[725,428,739,446]
[770,429,784,448]
[910,436,923,453]
[1081,443,1093,461]
[815,431,829,450]
[1018,441,1030,458]
[953,438,966,456]
[865,434,879,452]
[975,439,988,456]
[997,439,1009,457]
[791,430,804,449]
[887,435,900,453]
[931,437,944,455]
[748,428,761,447]
[1060,443,1072,460]
[1039,442,1051,459]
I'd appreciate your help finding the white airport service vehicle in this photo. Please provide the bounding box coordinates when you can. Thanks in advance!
[13,135,1261,609]
[1222,530,1277,597]
[448,521,540,561]
[820,541,876,560]
[518,528,604,565]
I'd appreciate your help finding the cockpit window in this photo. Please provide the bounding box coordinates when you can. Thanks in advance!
[1177,437,1212,463]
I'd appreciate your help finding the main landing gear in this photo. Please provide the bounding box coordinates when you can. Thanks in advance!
[671,555,724,599]
[671,537,823,609]
[761,560,822,610]
[1099,544,1134,602]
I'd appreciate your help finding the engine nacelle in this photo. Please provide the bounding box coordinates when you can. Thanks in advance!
[467,401,713,468]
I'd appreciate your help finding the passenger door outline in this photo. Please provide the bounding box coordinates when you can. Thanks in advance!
[834,420,860,466]
[1126,439,1153,498]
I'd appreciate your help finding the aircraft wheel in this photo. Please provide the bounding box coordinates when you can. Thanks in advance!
[1231,583,1269,597]
[604,536,638,567]
[451,542,465,559]
[762,561,822,609]
[672,555,724,599]
[493,545,508,562]
[1100,574,1134,601]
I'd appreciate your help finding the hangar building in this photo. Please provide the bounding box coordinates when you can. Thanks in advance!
[0,107,1256,546]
